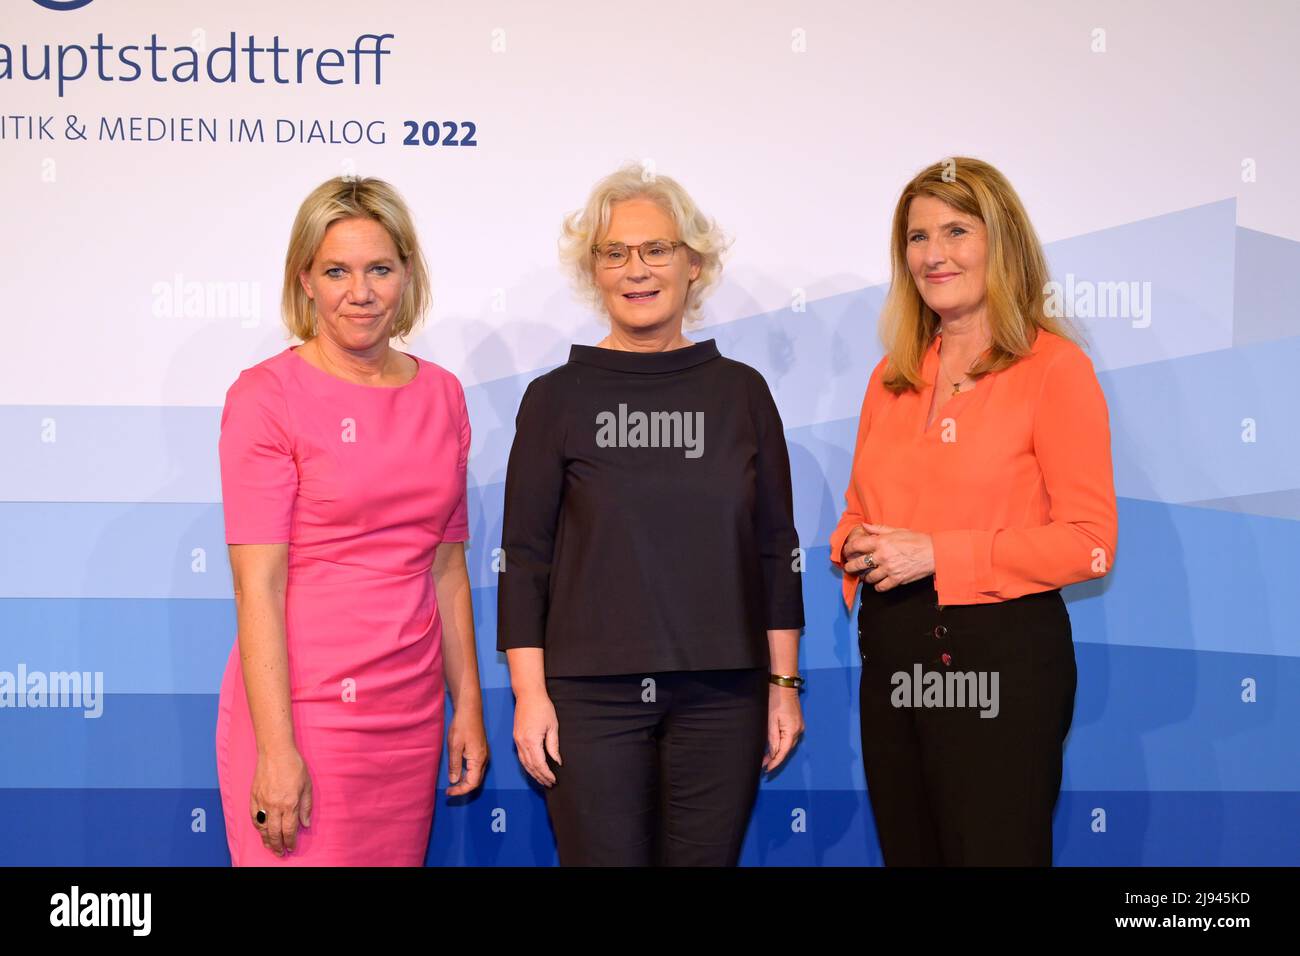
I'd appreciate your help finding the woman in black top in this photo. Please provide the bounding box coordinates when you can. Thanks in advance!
[497,163,806,866]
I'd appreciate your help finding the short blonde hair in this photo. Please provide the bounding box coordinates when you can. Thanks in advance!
[879,156,1083,391]
[281,176,431,342]
[559,163,730,325]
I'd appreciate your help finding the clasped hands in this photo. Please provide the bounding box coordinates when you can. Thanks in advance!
[840,522,935,592]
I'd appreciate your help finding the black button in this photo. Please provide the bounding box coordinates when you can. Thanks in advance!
[933,625,948,639]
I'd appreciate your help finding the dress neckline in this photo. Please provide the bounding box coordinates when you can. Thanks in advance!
[921,331,980,434]
[287,345,422,390]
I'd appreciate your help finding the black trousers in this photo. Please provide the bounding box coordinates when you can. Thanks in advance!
[857,576,1077,866]
[542,668,768,866]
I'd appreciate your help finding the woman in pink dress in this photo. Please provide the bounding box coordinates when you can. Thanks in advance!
[215,176,489,865]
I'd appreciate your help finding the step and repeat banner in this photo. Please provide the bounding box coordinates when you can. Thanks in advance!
[2,0,1298,866]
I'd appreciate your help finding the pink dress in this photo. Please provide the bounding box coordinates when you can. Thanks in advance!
[214,346,470,866]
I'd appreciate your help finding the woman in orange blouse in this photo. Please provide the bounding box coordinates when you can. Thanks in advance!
[830,157,1117,866]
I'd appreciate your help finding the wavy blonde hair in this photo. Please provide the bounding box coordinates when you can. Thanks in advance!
[879,156,1082,392]
[281,176,431,342]
[559,163,730,325]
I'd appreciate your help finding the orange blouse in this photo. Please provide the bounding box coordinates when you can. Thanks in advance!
[829,328,1118,608]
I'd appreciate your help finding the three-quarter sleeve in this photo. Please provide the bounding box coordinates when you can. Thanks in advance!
[496,376,566,651]
[439,376,472,543]
[749,371,805,630]
[930,344,1118,603]
[218,366,298,544]
[829,359,882,609]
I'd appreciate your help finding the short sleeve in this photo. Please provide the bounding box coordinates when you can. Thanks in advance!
[218,366,298,544]
[439,376,471,543]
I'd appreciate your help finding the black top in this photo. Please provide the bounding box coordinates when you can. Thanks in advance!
[496,338,805,676]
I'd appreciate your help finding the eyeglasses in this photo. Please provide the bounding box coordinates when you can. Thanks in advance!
[591,239,684,269]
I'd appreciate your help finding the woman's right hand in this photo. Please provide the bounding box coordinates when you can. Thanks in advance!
[513,690,561,788]
[249,748,313,857]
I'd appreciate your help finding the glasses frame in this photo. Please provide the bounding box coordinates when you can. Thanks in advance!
[590,239,685,269]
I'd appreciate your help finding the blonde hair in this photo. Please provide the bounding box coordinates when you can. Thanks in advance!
[879,157,1083,392]
[281,176,431,342]
[559,163,730,325]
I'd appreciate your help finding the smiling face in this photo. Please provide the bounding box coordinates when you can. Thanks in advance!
[298,217,408,348]
[593,197,701,337]
[905,195,988,323]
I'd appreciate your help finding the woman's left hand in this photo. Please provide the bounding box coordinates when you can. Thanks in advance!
[763,684,804,773]
[445,708,490,797]
[845,523,936,592]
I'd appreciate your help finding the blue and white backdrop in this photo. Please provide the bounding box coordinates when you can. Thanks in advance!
[1,0,1297,865]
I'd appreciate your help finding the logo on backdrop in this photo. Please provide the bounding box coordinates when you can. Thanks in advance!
[32,0,96,10]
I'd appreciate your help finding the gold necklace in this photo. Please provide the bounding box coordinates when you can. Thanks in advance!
[940,354,971,396]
